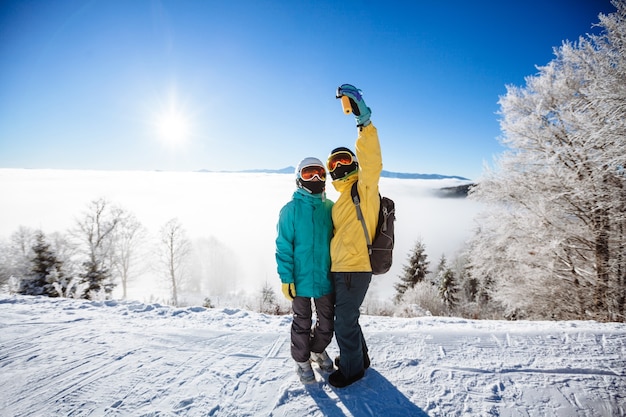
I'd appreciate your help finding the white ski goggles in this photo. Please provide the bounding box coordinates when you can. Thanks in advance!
[299,165,326,181]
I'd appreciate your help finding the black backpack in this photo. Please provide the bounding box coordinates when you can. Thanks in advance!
[351,182,395,275]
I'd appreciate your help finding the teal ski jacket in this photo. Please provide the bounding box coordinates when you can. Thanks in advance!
[275,188,334,298]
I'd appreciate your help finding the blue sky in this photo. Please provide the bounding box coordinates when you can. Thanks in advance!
[0,0,616,180]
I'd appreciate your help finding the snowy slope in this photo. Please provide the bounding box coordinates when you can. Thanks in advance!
[1,295,625,416]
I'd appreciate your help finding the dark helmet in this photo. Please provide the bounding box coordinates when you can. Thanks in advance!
[327,147,358,181]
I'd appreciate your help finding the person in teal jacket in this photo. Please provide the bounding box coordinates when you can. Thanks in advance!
[275,157,335,384]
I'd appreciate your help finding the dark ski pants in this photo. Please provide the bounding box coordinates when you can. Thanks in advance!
[332,272,372,379]
[291,292,335,363]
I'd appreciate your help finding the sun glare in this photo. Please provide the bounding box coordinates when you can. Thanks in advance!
[152,87,194,148]
[156,109,191,147]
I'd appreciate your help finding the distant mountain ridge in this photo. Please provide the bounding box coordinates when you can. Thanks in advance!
[379,170,469,181]
[199,167,470,181]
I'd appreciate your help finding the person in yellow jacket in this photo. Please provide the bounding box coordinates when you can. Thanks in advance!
[326,84,382,388]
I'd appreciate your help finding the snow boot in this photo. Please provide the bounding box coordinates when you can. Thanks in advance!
[296,361,315,384]
[329,368,365,388]
[310,351,334,372]
[334,352,370,370]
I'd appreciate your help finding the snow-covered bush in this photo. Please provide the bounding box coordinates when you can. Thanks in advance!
[395,282,446,317]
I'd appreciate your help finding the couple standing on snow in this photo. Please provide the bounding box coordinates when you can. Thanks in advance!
[275,83,381,388]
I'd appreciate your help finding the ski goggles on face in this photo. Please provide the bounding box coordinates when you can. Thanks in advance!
[300,165,326,181]
[327,151,355,172]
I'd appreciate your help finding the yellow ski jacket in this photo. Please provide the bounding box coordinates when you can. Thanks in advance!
[330,123,382,272]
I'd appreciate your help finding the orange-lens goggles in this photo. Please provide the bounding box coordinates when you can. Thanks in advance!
[300,165,326,181]
[327,151,354,172]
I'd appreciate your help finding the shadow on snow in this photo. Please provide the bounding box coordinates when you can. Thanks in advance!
[306,369,429,416]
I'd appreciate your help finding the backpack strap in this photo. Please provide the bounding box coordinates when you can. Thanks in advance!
[351,181,372,255]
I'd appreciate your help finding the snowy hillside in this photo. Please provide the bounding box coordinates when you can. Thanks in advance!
[1,295,625,416]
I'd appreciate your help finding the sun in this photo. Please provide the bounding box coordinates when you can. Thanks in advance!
[152,87,194,148]
[156,109,191,147]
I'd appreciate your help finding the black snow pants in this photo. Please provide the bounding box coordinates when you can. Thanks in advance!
[291,292,335,363]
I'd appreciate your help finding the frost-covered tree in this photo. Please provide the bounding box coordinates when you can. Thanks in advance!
[394,239,430,302]
[0,239,10,290]
[48,231,80,294]
[109,210,147,299]
[203,297,215,308]
[259,281,277,314]
[158,218,191,307]
[258,281,286,315]
[3,226,37,284]
[17,231,65,297]
[73,198,122,299]
[188,236,240,298]
[0,228,78,295]
[467,2,626,321]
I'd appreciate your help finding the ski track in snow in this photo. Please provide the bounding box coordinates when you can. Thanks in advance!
[1,295,625,417]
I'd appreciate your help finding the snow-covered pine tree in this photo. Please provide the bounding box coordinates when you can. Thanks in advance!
[438,267,459,311]
[79,259,114,299]
[432,254,448,286]
[394,239,430,302]
[18,231,65,297]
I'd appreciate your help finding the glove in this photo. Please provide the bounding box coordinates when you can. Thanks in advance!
[336,84,371,127]
[281,283,296,301]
